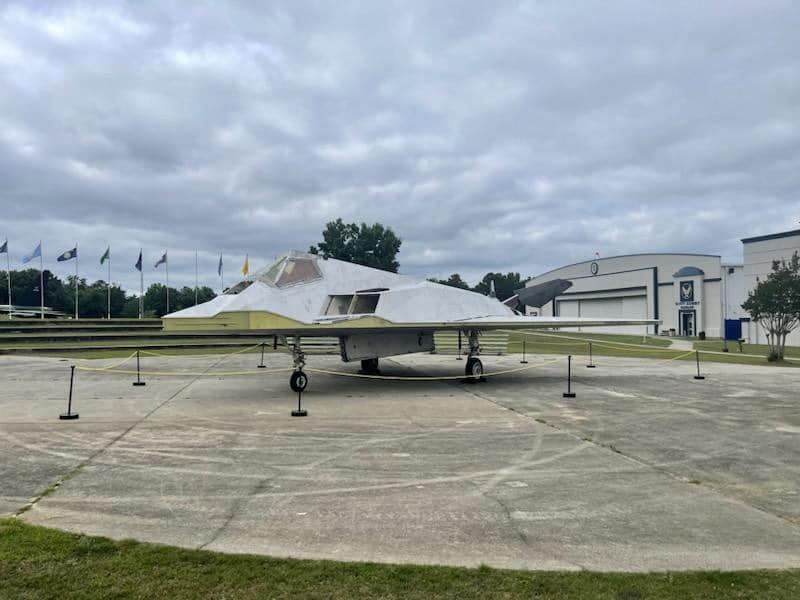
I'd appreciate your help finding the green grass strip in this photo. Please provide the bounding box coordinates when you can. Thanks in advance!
[0,519,798,599]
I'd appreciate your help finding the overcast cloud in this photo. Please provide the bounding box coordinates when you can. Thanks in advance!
[1,0,799,292]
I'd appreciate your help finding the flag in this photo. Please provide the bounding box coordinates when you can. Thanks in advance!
[217,254,223,276]
[100,247,110,264]
[135,250,142,272]
[155,252,167,268]
[0,240,7,254]
[22,242,41,264]
[241,254,249,276]
[57,247,77,262]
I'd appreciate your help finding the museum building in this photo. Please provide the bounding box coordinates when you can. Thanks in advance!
[525,228,800,342]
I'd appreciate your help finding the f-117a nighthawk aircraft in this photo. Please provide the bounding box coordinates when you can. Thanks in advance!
[163,251,658,391]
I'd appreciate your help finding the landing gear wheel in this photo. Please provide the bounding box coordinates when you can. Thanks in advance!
[360,358,380,374]
[465,357,483,382]
[290,371,308,392]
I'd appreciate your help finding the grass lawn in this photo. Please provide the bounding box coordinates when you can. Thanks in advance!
[505,331,800,368]
[694,340,800,360]
[0,519,798,600]
[507,331,678,361]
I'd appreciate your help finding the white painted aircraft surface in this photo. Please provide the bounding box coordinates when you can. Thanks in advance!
[164,251,659,390]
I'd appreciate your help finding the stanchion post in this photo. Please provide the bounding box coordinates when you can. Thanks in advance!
[563,355,576,398]
[693,350,705,380]
[132,349,146,386]
[59,365,79,420]
[587,341,596,368]
[520,339,528,364]
[258,342,266,368]
[292,388,308,417]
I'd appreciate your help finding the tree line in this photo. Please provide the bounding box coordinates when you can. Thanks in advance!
[0,269,216,318]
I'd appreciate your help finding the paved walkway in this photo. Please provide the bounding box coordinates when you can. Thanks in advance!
[667,338,694,350]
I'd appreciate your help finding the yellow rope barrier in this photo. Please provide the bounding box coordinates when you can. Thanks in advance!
[74,356,561,381]
[139,341,265,359]
[74,351,138,372]
[306,358,561,381]
[74,366,294,376]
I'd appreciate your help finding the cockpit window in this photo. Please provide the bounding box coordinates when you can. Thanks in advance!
[255,253,323,288]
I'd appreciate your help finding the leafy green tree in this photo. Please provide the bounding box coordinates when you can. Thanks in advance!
[121,295,141,318]
[429,273,471,290]
[742,252,800,361]
[310,218,402,273]
[2,269,69,312]
[473,272,523,301]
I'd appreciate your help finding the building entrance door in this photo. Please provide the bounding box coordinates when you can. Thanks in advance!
[680,310,696,337]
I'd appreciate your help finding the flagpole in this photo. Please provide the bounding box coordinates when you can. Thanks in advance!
[139,250,143,320]
[107,250,111,319]
[221,256,224,294]
[74,242,79,320]
[165,251,169,314]
[39,241,44,320]
[5,244,11,320]
[194,249,198,305]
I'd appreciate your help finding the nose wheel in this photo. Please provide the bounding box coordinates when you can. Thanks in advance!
[290,370,308,392]
[465,357,483,382]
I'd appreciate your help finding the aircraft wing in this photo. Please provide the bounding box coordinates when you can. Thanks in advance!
[232,315,660,337]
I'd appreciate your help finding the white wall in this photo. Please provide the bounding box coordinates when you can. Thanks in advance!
[527,253,724,337]
[742,231,800,346]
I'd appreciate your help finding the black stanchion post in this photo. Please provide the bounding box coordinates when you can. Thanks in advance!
[258,342,266,368]
[693,350,705,380]
[132,349,146,386]
[520,339,528,364]
[563,355,576,398]
[456,330,463,360]
[59,365,79,420]
[292,388,308,417]
[587,341,596,368]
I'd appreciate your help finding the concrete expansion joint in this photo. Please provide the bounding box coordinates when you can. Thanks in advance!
[198,475,276,551]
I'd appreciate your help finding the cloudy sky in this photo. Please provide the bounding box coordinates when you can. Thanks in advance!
[1,1,799,293]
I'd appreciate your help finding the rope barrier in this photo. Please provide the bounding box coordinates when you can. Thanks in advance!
[139,342,265,359]
[75,366,295,377]
[76,357,560,381]
[306,358,561,381]
[504,330,689,355]
[74,351,138,372]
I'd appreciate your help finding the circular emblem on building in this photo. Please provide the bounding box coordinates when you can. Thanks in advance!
[590,262,599,275]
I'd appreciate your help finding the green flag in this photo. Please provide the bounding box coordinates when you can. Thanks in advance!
[100,247,110,264]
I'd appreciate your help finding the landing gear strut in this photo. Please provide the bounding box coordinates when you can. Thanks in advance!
[289,336,308,392]
[464,330,485,383]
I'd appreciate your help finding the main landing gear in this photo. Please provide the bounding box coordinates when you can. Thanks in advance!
[289,335,308,392]
[463,330,485,383]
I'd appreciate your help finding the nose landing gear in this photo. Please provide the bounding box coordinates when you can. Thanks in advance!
[463,330,485,383]
[289,335,309,392]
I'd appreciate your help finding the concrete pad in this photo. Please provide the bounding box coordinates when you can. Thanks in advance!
[1,351,799,571]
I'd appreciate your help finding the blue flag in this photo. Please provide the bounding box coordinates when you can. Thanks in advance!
[218,254,223,276]
[57,247,77,262]
[155,252,167,268]
[22,242,41,264]
[135,250,142,272]
[0,239,7,254]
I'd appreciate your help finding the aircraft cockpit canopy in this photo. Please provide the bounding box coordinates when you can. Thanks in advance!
[256,252,323,288]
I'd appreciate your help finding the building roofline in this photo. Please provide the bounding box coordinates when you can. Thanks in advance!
[532,252,721,280]
[741,229,800,244]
